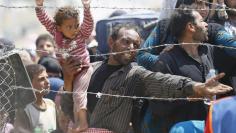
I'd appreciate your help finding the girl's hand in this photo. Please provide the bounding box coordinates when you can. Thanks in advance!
[81,0,91,9]
[35,0,44,6]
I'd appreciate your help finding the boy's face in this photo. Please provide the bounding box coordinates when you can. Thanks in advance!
[57,18,79,39]
[32,70,50,96]
[191,0,210,20]
[36,39,55,57]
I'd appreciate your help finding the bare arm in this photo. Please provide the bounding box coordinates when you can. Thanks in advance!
[78,0,94,39]
[35,0,56,35]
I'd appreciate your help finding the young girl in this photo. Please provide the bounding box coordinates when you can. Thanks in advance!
[35,0,93,131]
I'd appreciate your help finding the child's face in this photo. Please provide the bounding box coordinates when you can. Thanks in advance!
[57,18,79,39]
[36,40,55,57]
[191,0,210,20]
[32,70,50,96]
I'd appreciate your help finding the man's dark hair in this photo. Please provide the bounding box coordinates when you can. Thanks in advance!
[38,56,62,78]
[110,24,141,41]
[26,64,46,81]
[35,34,55,47]
[169,7,196,39]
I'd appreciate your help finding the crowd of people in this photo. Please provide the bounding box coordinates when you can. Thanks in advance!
[0,0,236,133]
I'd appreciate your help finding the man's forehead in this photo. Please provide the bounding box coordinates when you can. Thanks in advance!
[34,70,48,78]
[118,28,140,40]
[193,11,203,20]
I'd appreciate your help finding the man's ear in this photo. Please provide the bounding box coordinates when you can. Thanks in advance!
[108,37,114,49]
[187,22,196,32]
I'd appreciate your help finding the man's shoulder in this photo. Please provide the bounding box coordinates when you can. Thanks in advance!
[158,48,176,62]
[44,98,55,107]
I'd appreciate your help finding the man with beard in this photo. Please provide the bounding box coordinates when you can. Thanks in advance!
[145,9,214,133]
[61,25,232,133]
[14,64,57,133]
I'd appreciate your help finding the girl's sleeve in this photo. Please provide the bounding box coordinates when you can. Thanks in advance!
[35,7,56,35]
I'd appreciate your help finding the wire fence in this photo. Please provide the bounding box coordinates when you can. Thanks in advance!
[0,0,236,132]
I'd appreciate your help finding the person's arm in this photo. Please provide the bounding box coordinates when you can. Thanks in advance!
[35,0,56,35]
[136,26,160,70]
[60,57,82,121]
[136,67,232,98]
[78,0,94,39]
[151,52,175,74]
[209,23,236,57]
[215,29,236,57]
[14,108,32,133]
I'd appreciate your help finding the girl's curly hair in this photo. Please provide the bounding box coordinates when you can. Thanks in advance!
[54,6,79,26]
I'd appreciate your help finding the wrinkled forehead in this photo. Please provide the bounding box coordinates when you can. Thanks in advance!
[117,28,141,41]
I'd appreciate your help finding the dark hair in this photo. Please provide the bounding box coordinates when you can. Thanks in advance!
[54,6,79,26]
[26,64,46,81]
[110,24,141,41]
[35,34,55,47]
[175,0,212,8]
[38,56,62,77]
[175,0,195,8]
[169,7,196,39]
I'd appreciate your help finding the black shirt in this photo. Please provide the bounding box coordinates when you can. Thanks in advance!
[149,45,214,132]
[87,62,122,113]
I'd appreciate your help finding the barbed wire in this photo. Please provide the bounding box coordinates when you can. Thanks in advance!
[8,42,236,102]
[0,4,235,11]
[15,43,236,58]
[13,85,206,102]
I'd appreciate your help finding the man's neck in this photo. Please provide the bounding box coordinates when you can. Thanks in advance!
[34,95,47,111]
[108,56,120,66]
[179,39,200,55]
[35,96,44,106]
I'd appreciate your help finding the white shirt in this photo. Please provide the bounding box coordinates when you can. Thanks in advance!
[24,98,57,133]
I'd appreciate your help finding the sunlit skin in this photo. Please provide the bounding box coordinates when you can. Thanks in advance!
[192,11,209,42]
[32,70,50,96]
[108,28,141,65]
[36,40,55,57]
[191,0,210,20]
[57,18,79,39]
[226,0,236,8]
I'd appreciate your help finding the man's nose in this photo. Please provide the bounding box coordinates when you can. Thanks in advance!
[45,78,50,85]
[42,45,48,50]
[128,43,134,50]
[205,22,208,28]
